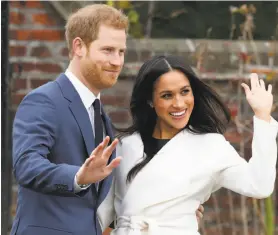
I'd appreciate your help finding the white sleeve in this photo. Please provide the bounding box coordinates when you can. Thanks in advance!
[97,177,116,231]
[213,116,278,199]
[96,143,123,231]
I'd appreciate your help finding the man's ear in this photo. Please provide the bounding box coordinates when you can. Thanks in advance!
[72,37,86,57]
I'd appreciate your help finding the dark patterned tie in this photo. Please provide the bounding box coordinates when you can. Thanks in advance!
[93,99,103,148]
[93,99,103,192]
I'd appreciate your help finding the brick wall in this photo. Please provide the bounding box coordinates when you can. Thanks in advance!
[9,1,131,127]
[10,1,66,108]
[8,1,278,235]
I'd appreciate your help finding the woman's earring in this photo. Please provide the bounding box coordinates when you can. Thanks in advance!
[149,102,154,108]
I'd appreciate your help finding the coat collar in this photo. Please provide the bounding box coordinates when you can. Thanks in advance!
[118,130,195,213]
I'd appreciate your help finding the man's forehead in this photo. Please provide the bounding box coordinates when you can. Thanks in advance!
[94,40,126,48]
[94,36,126,48]
[98,25,126,35]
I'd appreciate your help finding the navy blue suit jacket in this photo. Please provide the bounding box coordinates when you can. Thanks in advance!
[11,74,115,235]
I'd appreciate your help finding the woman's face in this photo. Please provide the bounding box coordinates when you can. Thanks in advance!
[152,70,194,139]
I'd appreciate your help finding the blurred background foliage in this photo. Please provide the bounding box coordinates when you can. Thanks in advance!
[104,1,278,40]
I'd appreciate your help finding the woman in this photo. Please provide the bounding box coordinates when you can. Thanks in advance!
[98,55,277,235]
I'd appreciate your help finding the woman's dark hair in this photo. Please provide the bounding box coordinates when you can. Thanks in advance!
[116,55,231,183]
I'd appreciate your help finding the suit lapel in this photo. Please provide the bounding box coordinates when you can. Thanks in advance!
[101,108,114,151]
[69,100,95,157]
[56,74,95,157]
[97,108,116,207]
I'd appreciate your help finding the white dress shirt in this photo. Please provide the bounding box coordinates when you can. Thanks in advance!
[65,69,100,192]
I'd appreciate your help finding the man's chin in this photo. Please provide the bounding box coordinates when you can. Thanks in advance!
[101,80,118,89]
[107,75,119,83]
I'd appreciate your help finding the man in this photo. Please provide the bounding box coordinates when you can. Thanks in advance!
[11,4,203,235]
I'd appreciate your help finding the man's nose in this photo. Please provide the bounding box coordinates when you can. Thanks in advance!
[109,54,122,67]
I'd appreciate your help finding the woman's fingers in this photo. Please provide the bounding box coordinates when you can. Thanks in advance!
[241,83,251,97]
[259,79,265,90]
[267,84,273,94]
[250,73,259,90]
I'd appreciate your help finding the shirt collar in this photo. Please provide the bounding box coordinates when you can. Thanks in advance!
[65,69,100,110]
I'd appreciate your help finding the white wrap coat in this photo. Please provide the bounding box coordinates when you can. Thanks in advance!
[98,116,278,235]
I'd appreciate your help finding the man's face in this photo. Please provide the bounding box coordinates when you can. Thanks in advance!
[80,24,126,94]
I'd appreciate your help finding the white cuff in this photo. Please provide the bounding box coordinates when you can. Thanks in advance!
[253,115,278,138]
[73,174,91,193]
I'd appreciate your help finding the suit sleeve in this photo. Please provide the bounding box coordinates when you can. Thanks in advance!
[12,91,87,197]
[213,116,278,199]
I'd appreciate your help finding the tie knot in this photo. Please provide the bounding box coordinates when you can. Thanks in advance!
[93,99,101,110]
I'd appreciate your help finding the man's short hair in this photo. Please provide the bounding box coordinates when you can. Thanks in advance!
[65,4,129,58]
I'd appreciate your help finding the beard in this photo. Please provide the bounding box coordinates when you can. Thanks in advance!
[81,58,121,91]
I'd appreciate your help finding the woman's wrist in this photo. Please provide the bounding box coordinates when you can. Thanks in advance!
[254,112,271,122]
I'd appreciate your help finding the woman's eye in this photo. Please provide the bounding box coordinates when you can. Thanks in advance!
[161,94,172,99]
[181,89,190,95]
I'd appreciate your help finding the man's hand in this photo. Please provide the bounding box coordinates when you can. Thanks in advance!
[196,204,204,224]
[76,136,122,185]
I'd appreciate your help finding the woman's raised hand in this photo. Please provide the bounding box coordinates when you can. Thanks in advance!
[241,73,273,122]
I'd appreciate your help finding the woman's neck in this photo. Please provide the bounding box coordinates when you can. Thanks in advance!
[152,121,179,139]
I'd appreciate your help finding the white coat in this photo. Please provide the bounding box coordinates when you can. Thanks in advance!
[98,116,278,235]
